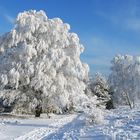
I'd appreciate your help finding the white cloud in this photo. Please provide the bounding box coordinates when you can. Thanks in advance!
[95,3,140,32]
[91,36,118,54]
[84,35,140,74]
[84,56,111,67]
[91,36,140,55]
[96,11,118,24]
[125,18,140,31]
[0,6,15,24]
[4,14,15,24]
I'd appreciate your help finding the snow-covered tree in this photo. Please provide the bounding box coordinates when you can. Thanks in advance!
[109,54,140,108]
[89,73,109,100]
[0,10,92,114]
[88,73,111,108]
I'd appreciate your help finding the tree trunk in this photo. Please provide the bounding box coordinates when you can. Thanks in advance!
[125,92,132,109]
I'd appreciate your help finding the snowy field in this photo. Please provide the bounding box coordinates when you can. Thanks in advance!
[0,106,140,140]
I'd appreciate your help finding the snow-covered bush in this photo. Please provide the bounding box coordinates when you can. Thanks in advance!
[85,108,104,124]
[109,54,140,107]
[0,10,94,114]
[84,96,104,124]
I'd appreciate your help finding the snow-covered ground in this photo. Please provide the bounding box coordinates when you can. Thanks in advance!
[0,114,78,140]
[80,107,140,140]
[1,106,140,140]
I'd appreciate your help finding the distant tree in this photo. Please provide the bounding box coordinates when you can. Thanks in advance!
[109,54,140,108]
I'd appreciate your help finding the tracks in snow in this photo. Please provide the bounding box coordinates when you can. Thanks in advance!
[15,114,77,140]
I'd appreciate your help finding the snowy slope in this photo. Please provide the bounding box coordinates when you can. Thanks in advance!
[1,106,140,140]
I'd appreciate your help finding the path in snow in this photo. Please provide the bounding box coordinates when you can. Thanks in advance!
[0,114,77,140]
[15,114,77,140]
[43,114,85,140]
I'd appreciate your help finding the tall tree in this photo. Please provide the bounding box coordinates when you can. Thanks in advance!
[0,10,90,114]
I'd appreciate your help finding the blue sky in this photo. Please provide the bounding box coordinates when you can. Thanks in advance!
[0,0,140,75]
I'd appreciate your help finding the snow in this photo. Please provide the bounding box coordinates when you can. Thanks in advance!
[79,106,140,139]
[1,106,140,140]
[0,114,77,140]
